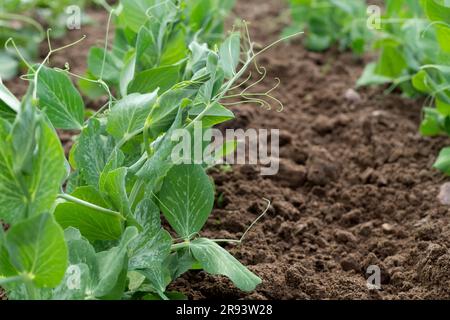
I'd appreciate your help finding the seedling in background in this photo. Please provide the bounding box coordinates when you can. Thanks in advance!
[284,0,372,54]
[0,0,91,80]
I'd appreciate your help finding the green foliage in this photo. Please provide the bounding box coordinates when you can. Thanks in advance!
[81,0,235,99]
[412,0,450,175]
[0,102,67,225]
[356,0,448,96]
[287,0,450,176]
[284,0,371,54]
[0,0,267,300]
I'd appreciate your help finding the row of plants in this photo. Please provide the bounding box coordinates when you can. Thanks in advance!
[0,0,269,300]
[285,0,450,175]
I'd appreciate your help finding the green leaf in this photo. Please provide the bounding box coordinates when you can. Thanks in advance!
[434,147,450,175]
[120,0,154,33]
[160,30,188,66]
[0,53,18,81]
[94,227,138,297]
[0,77,20,112]
[120,52,137,97]
[188,0,213,32]
[144,88,194,140]
[0,101,17,122]
[10,101,40,172]
[87,47,123,85]
[189,102,235,128]
[437,99,450,116]
[5,213,68,288]
[219,32,240,79]
[129,200,172,294]
[37,67,85,130]
[0,229,16,278]
[375,45,407,79]
[190,238,261,292]
[129,200,172,269]
[75,118,113,187]
[52,229,98,300]
[78,72,107,100]
[0,109,66,224]
[420,108,444,136]
[412,70,432,93]
[103,168,132,217]
[106,92,157,140]
[127,271,146,292]
[166,249,199,280]
[54,187,124,241]
[158,164,214,239]
[53,263,93,300]
[99,149,125,192]
[305,33,332,52]
[137,107,186,190]
[425,0,450,24]
[357,63,393,87]
[128,65,180,95]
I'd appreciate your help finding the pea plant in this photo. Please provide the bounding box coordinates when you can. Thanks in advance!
[286,0,450,177]
[0,0,281,300]
[80,0,236,99]
[284,0,371,54]
[411,0,450,175]
[356,0,445,96]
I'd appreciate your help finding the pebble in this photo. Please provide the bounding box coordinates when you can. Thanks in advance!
[438,182,450,205]
[344,88,361,103]
[382,223,395,234]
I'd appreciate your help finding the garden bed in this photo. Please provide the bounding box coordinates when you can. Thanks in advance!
[3,0,450,300]
[170,0,450,299]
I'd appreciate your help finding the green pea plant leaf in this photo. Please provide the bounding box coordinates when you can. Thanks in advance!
[0,0,289,300]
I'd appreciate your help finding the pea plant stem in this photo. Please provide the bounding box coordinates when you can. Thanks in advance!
[0,275,23,286]
[170,241,191,251]
[58,194,125,220]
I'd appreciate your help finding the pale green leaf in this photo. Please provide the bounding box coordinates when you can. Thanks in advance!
[0,110,66,224]
[37,67,85,130]
[106,92,157,140]
[5,213,68,288]
[94,227,138,297]
[158,164,214,239]
[128,65,180,95]
[219,32,240,79]
[54,187,124,241]
[74,118,114,187]
[190,238,261,292]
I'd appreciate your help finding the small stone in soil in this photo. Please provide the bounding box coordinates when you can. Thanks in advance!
[344,88,362,103]
[438,182,450,205]
[382,223,395,234]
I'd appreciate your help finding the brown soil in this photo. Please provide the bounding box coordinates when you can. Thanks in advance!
[169,0,450,300]
[3,0,450,300]
[5,8,111,101]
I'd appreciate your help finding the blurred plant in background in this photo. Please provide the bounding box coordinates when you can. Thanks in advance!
[283,0,372,54]
[0,0,90,79]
